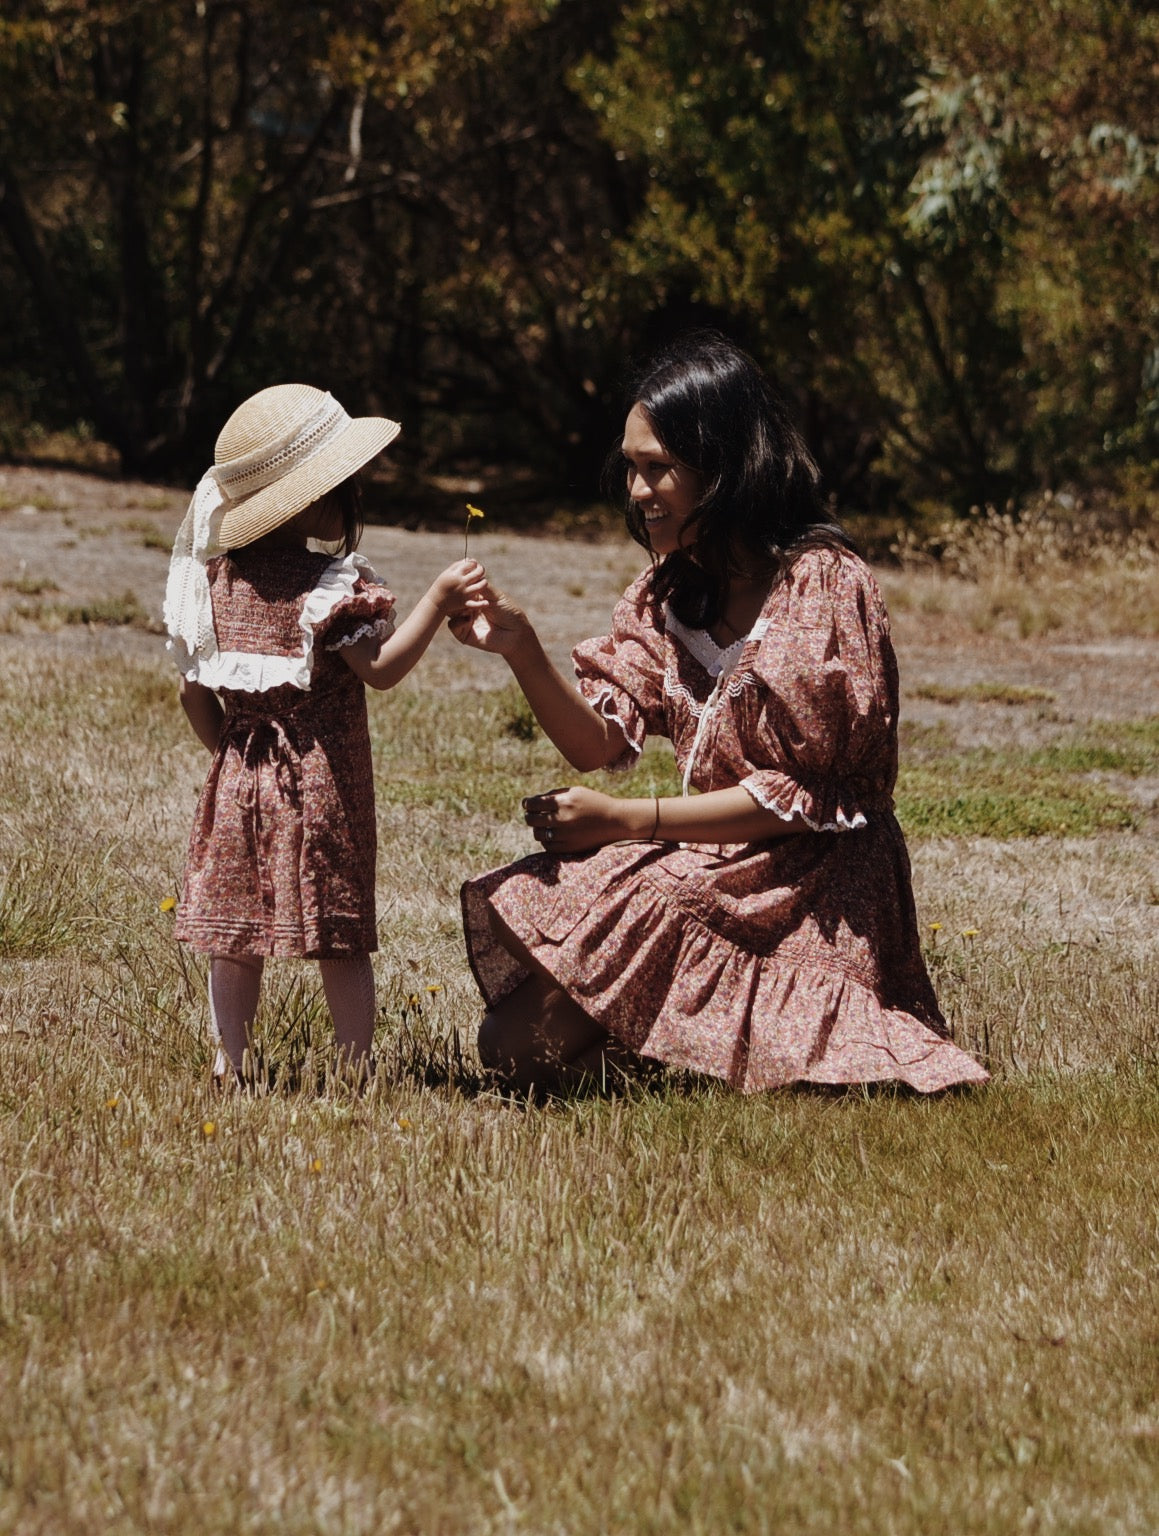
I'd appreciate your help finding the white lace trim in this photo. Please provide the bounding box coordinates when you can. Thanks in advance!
[741,775,867,832]
[171,552,392,692]
[324,616,395,652]
[664,607,770,678]
[215,394,348,499]
[583,683,640,772]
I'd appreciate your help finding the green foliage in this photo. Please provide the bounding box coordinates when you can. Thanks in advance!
[0,1,1156,516]
[575,0,1159,513]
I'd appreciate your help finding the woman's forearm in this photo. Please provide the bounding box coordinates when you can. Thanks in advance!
[522,783,814,853]
[505,632,624,771]
[641,786,807,843]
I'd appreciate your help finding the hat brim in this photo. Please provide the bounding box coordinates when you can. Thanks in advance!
[216,416,401,550]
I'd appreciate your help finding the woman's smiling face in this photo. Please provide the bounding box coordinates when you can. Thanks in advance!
[622,403,703,556]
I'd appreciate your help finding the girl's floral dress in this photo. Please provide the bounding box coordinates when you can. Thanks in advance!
[462,548,988,1092]
[176,545,395,958]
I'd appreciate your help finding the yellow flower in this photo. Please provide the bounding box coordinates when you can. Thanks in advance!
[106,1096,119,1110]
[407,993,420,1008]
[159,896,177,913]
[961,928,980,938]
[310,1157,323,1174]
[396,1117,413,1131]
[425,983,442,993]
[464,502,485,557]
[929,922,942,933]
[202,1120,216,1138]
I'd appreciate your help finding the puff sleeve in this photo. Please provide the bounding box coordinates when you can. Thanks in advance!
[738,551,899,830]
[572,573,669,772]
[313,554,397,653]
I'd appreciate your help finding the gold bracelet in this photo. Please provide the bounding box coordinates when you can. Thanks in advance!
[650,796,660,840]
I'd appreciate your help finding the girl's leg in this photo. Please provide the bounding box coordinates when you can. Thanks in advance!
[319,955,376,1068]
[209,955,264,1076]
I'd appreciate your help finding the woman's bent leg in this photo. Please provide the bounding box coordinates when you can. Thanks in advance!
[209,955,264,1075]
[319,955,376,1069]
[478,905,630,1093]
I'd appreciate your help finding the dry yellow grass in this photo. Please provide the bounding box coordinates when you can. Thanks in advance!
[0,481,1157,1533]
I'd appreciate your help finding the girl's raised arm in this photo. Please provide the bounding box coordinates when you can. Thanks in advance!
[340,558,487,692]
[449,586,625,772]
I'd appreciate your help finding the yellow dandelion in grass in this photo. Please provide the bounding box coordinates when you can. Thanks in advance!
[425,983,442,994]
[396,1117,413,1131]
[106,1096,119,1111]
[961,928,980,938]
[159,896,177,913]
[310,1157,323,1174]
[929,922,942,933]
[407,993,420,1009]
[464,502,485,558]
[202,1120,216,1138]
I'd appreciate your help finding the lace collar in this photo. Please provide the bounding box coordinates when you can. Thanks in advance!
[664,607,770,677]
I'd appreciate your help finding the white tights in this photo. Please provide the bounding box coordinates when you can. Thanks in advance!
[209,954,377,1076]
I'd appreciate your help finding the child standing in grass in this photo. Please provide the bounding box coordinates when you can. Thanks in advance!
[164,383,485,1082]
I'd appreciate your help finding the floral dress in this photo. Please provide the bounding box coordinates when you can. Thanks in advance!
[175,545,395,958]
[461,548,988,1093]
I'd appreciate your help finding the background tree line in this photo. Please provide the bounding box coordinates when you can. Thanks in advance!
[1,0,1155,522]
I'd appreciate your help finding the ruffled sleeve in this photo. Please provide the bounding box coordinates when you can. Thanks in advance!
[738,550,899,831]
[315,553,397,653]
[572,573,669,771]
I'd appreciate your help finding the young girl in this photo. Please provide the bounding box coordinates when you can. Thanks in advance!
[164,383,485,1082]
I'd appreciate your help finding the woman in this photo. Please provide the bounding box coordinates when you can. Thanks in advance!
[454,332,987,1096]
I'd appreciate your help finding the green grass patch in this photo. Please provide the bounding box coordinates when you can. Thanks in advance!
[15,589,154,628]
[1031,718,1159,778]
[2,572,59,596]
[897,756,1136,838]
[914,680,1057,706]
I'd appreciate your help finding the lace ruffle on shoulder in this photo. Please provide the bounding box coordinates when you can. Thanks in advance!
[324,616,395,652]
[175,553,393,692]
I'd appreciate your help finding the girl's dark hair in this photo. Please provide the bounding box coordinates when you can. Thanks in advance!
[318,474,364,556]
[605,331,852,628]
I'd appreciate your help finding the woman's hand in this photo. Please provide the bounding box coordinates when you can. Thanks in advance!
[522,787,651,854]
[448,583,535,658]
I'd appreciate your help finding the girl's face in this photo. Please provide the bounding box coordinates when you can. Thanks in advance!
[622,403,702,557]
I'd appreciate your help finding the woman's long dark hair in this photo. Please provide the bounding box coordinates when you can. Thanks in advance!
[606,331,852,628]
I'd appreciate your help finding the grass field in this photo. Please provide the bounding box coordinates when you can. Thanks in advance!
[0,474,1157,1534]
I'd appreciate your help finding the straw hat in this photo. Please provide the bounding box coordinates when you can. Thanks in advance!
[213,383,401,549]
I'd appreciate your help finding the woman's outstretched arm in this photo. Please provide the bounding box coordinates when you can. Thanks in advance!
[450,586,626,771]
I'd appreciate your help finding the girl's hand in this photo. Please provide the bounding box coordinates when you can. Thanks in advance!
[429,559,488,618]
[448,583,535,658]
[521,787,649,854]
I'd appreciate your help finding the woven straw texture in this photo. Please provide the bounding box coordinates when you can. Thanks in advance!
[214,384,400,550]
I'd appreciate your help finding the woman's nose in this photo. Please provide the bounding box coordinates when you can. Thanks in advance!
[627,466,650,502]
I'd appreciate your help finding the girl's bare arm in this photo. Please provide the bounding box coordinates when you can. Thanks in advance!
[179,677,224,753]
[340,559,487,692]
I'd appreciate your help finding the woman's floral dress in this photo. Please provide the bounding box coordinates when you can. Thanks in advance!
[175,545,395,958]
[462,548,988,1092]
